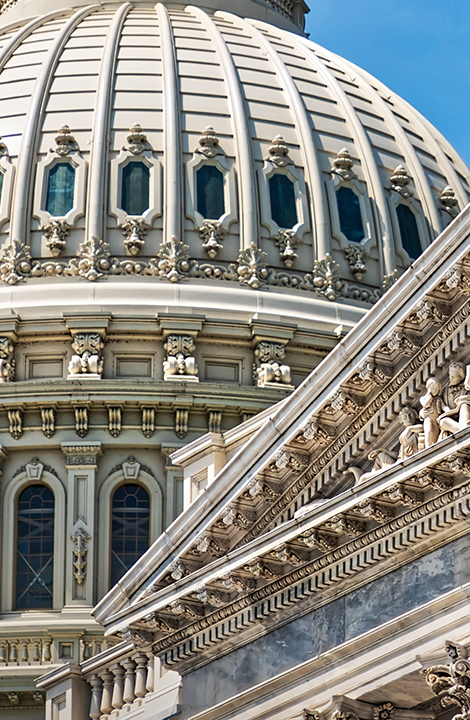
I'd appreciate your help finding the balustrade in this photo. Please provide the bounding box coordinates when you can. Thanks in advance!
[85,651,157,719]
[0,634,111,667]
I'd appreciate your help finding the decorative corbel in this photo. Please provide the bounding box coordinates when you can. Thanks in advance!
[332,148,356,181]
[253,341,292,388]
[163,335,198,382]
[70,527,91,584]
[390,165,413,197]
[440,186,459,219]
[0,336,15,382]
[67,330,105,380]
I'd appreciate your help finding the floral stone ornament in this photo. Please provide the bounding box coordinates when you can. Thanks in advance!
[236,244,269,289]
[311,254,343,300]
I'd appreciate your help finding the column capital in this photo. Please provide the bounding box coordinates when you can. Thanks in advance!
[61,442,102,468]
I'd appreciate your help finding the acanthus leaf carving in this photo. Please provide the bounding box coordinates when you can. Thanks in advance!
[351,360,391,387]
[273,229,298,268]
[422,640,470,720]
[440,186,459,219]
[156,235,192,282]
[438,267,470,295]
[298,420,335,445]
[254,341,291,388]
[344,245,367,281]
[323,513,365,536]
[121,626,154,649]
[43,219,70,256]
[54,125,78,156]
[379,329,421,356]
[125,124,149,155]
[70,527,91,584]
[68,333,104,378]
[236,244,269,289]
[197,126,222,158]
[300,528,337,551]
[199,220,227,259]
[0,336,15,382]
[66,236,111,282]
[308,253,343,301]
[267,135,291,167]
[407,299,450,325]
[121,218,148,256]
[163,335,198,381]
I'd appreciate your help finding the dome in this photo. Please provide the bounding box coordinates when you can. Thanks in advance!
[0,0,466,317]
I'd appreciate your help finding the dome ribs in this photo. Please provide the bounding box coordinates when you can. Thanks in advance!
[86,3,131,249]
[243,17,327,262]
[9,4,99,248]
[292,34,395,279]
[156,3,181,244]
[322,46,443,243]
[189,6,258,249]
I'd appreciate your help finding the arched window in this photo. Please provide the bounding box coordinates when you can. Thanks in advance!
[196,164,225,220]
[121,161,150,216]
[45,162,75,217]
[269,173,297,229]
[16,485,54,610]
[336,186,365,243]
[397,204,421,260]
[111,483,150,585]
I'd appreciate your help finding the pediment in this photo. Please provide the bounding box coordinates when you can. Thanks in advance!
[94,206,470,670]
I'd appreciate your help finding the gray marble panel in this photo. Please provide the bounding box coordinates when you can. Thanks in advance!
[182,538,461,715]
[345,542,454,639]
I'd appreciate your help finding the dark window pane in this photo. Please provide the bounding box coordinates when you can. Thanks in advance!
[336,186,365,243]
[45,162,75,216]
[121,161,150,216]
[16,485,54,610]
[269,173,297,229]
[397,204,421,260]
[196,164,225,219]
[111,484,150,586]
[0,172,4,205]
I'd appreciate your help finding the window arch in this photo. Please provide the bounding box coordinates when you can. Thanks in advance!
[196,164,225,220]
[44,162,76,217]
[110,483,150,586]
[336,186,365,243]
[397,203,422,260]
[120,161,150,216]
[16,485,55,610]
[268,173,298,229]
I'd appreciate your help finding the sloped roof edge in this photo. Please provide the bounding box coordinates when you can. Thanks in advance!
[94,204,470,626]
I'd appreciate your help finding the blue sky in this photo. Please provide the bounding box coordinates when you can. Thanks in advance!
[305,0,470,168]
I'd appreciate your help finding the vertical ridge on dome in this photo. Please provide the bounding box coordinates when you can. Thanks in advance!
[10,4,99,246]
[156,3,181,243]
[291,32,396,276]
[86,3,131,246]
[314,42,442,241]
[190,6,257,249]
[244,16,329,261]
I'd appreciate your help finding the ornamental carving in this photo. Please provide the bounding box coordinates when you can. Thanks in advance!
[141,407,155,438]
[344,245,367,281]
[352,360,391,386]
[440,186,459,218]
[332,147,356,181]
[267,135,291,167]
[43,219,70,256]
[125,124,149,155]
[199,220,227,258]
[197,126,222,158]
[407,298,449,325]
[121,218,148,256]
[327,390,363,415]
[299,420,335,445]
[8,409,22,440]
[273,229,298,268]
[382,269,398,292]
[422,640,470,720]
[0,337,14,382]
[68,333,104,378]
[54,125,78,156]
[379,330,421,356]
[163,335,198,381]
[156,236,192,282]
[254,341,291,388]
[70,527,91,584]
[310,254,343,301]
[40,408,55,438]
[0,136,9,157]
[67,236,112,282]
[0,240,33,285]
[390,164,413,197]
[175,408,189,438]
[438,267,470,295]
[236,244,269,289]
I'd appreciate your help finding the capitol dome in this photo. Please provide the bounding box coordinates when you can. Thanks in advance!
[0,0,469,713]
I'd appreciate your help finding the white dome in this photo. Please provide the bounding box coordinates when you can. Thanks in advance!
[0,0,466,315]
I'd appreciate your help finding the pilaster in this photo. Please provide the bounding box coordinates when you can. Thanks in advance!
[61,442,102,607]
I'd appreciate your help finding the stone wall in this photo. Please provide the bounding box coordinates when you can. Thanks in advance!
[182,533,470,714]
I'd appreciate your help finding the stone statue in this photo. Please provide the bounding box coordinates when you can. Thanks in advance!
[419,376,444,448]
[398,406,423,459]
[438,361,470,436]
[359,448,396,483]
